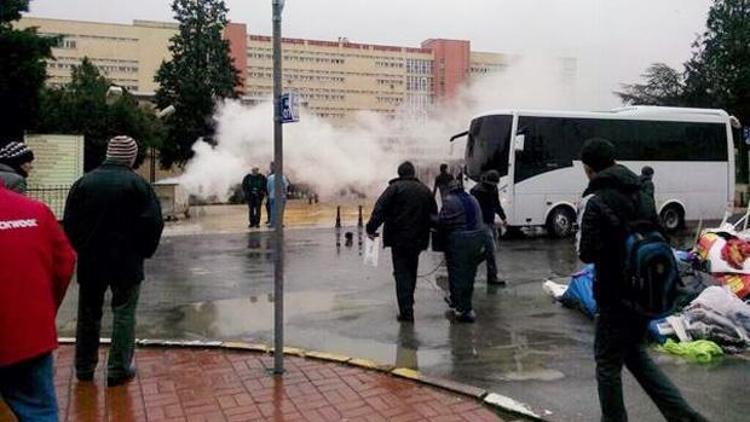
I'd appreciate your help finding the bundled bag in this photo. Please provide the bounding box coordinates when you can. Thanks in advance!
[363,235,381,267]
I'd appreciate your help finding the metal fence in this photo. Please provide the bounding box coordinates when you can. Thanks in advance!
[27,185,71,220]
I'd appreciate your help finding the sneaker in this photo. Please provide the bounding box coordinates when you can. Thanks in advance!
[454,310,476,323]
[487,277,507,286]
[107,368,136,387]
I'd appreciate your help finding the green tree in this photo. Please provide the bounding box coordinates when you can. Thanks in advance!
[155,0,240,167]
[684,0,750,182]
[616,63,687,106]
[0,0,57,141]
[35,58,164,171]
[618,0,750,181]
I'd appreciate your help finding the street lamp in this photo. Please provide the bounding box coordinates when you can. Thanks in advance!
[271,0,285,375]
[152,105,176,183]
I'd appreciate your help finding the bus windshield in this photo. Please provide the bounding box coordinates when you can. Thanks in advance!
[465,114,512,180]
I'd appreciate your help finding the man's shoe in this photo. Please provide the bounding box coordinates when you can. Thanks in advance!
[76,372,94,382]
[454,310,476,323]
[443,296,456,310]
[107,369,136,387]
[487,277,507,286]
[397,313,414,323]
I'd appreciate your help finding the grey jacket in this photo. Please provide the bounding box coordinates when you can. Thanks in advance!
[0,163,26,194]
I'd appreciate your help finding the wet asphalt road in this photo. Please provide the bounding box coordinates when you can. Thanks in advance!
[56,227,749,421]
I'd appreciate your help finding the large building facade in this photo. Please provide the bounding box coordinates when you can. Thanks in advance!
[16,16,566,124]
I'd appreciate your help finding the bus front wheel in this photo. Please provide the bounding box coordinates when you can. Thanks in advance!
[660,204,685,232]
[546,206,576,238]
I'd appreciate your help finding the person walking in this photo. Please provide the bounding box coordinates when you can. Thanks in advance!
[0,141,35,194]
[432,163,454,202]
[266,162,289,229]
[439,180,486,323]
[242,167,267,228]
[366,161,437,322]
[0,182,76,421]
[470,169,508,286]
[577,138,707,422]
[640,166,656,211]
[63,135,164,387]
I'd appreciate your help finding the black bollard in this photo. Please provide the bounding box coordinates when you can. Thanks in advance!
[335,206,342,228]
[357,205,363,227]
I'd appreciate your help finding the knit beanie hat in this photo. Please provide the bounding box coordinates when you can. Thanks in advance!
[106,135,138,166]
[397,161,416,178]
[0,141,35,176]
[580,138,615,172]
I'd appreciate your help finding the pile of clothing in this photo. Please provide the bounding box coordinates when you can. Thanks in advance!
[692,228,750,299]
[543,226,750,361]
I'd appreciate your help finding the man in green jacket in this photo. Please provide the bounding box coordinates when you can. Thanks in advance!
[63,136,164,387]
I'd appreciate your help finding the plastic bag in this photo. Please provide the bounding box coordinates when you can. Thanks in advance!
[560,264,598,319]
[363,236,381,267]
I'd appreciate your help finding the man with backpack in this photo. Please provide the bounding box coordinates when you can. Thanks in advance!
[577,138,706,422]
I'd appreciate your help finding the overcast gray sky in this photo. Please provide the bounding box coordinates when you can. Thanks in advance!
[26,0,713,107]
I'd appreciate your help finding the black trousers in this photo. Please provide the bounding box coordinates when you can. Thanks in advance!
[75,281,141,380]
[247,194,263,226]
[391,247,421,317]
[595,310,707,422]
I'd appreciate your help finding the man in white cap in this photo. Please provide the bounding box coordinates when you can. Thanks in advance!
[63,135,164,387]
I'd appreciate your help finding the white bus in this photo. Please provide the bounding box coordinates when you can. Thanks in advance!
[456,106,736,237]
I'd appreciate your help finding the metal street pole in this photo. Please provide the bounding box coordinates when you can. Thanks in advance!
[272,0,285,375]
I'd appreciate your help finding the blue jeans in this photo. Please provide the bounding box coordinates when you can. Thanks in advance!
[268,197,286,228]
[0,353,58,421]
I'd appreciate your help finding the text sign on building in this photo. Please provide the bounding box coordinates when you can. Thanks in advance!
[25,134,84,186]
[24,134,84,219]
[280,93,300,123]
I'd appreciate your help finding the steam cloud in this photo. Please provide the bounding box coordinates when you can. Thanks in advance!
[176,56,590,200]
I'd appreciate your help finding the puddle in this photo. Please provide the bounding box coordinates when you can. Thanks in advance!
[168,291,338,337]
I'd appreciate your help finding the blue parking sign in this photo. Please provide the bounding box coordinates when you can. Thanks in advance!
[280,93,299,123]
[744,127,750,145]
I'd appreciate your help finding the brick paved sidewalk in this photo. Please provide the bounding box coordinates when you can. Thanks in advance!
[0,346,507,422]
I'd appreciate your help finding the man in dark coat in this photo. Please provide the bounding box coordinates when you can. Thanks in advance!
[64,136,164,387]
[439,180,485,322]
[366,161,437,322]
[242,167,267,228]
[470,169,508,285]
[432,163,454,202]
[577,138,706,422]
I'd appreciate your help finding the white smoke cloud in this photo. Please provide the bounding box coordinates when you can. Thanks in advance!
[177,55,594,200]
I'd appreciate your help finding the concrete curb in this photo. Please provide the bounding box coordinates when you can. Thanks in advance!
[58,337,545,421]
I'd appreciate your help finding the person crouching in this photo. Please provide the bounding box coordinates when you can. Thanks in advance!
[438,180,486,323]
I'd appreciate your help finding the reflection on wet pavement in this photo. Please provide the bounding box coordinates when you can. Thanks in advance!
[54,227,749,422]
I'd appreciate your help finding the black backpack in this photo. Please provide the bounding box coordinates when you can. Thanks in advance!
[621,219,681,318]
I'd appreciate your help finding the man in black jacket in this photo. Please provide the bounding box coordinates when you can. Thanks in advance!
[577,138,706,422]
[366,161,437,322]
[470,170,507,286]
[432,163,454,202]
[242,167,267,228]
[64,136,164,387]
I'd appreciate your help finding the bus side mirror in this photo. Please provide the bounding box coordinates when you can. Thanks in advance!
[514,134,526,152]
